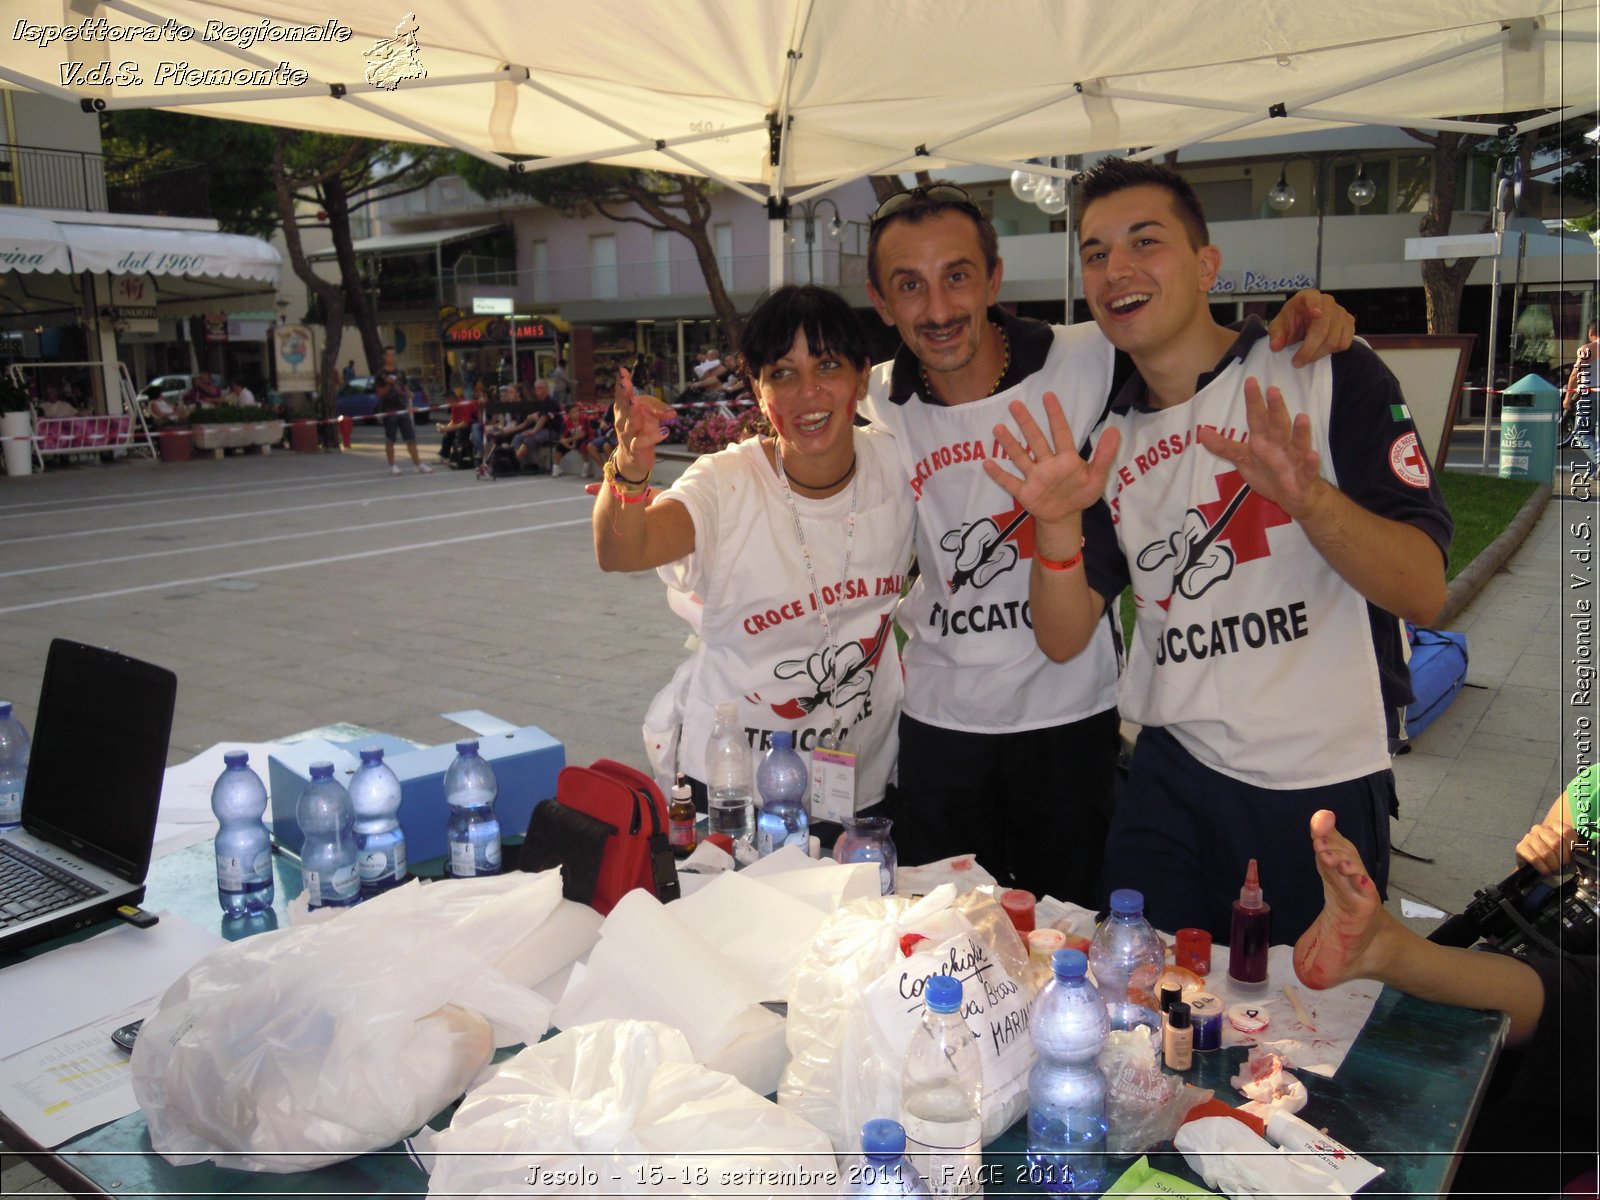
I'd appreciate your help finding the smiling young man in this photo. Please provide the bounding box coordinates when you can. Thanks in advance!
[861,181,1354,907]
[985,158,1453,944]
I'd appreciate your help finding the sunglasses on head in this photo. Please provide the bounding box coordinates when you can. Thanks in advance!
[869,184,984,229]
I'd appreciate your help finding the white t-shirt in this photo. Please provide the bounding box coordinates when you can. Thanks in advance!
[1101,338,1389,788]
[862,322,1122,733]
[646,427,914,811]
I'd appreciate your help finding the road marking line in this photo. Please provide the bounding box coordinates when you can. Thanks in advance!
[0,518,594,615]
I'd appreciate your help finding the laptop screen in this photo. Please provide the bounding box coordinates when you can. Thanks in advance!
[21,639,177,883]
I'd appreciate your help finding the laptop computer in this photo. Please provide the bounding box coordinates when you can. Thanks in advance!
[0,639,177,954]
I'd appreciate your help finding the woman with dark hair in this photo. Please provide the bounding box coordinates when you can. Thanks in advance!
[594,285,914,827]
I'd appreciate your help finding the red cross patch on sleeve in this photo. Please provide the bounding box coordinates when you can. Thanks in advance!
[1388,431,1431,488]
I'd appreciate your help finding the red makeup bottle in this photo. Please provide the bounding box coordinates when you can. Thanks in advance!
[1227,858,1271,992]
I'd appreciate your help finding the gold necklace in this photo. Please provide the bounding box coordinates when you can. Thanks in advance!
[920,322,1010,402]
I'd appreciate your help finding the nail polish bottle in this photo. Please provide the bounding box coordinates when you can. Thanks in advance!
[1227,857,1271,993]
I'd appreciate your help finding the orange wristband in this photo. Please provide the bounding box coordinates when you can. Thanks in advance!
[1037,538,1085,572]
[611,481,652,505]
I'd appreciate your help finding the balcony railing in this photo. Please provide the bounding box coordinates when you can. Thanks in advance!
[0,143,210,218]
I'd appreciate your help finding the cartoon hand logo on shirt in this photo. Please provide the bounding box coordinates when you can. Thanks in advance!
[941,517,1020,593]
[769,615,893,720]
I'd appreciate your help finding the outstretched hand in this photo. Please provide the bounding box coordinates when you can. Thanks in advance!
[612,367,675,477]
[982,392,1121,527]
[1196,377,1324,520]
[1269,288,1355,367]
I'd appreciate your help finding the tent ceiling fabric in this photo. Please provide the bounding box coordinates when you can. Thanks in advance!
[5,1,1596,192]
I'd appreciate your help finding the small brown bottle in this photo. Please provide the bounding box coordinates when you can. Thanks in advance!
[668,774,696,859]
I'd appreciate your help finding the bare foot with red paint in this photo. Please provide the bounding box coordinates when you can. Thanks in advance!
[1293,809,1400,990]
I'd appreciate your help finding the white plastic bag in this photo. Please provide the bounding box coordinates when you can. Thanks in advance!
[131,871,592,1171]
[779,884,1036,1154]
[421,1019,837,1198]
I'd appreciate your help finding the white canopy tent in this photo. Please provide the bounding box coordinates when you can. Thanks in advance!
[2,0,1596,285]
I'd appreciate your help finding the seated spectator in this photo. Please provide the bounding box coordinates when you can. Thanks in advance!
[146,393,188,424]
[437,387,482,467]
[226,379,258,407]
[1295,771,1596,1195]
[510,378,562,473]
[689,347,728,392]
[581,403,617,477]
[183,373,222,408]
[40,390,81,418]
[550,401,587,477]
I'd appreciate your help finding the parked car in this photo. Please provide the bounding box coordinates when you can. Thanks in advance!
[334,377,442,424]
[140,373,193,404]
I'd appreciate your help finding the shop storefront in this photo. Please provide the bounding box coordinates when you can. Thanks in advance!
[438,307,568,396]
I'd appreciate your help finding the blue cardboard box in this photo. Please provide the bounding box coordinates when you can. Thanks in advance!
[268,726,565,864]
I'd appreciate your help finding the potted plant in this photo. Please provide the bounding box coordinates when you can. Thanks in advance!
[0,373,33,477]
[189,404,284,454]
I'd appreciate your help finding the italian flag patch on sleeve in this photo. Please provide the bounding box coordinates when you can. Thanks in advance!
[1390,403,1412,422]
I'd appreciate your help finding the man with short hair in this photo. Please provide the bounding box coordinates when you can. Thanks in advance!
[226,379,257,408]
[860,180,1353,907]
[511,378,563,473]
[375,346,432,476]
[988,158,1451,942]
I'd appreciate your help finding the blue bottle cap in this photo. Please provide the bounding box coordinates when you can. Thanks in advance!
[0,701,11,718]
[455,739,479,755]
[309,762,334,780]
[1109,888,1145,915]
[358,746,385,764]
[223,750,249,768]
[1052,948,1089,980]
[771,730,794,750]
[925,973,963,1013]
[860,1118,907,1157]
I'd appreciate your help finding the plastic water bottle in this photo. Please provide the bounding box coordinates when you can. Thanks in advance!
[705,703,754,849]
[1088,888,1164,1010]
[1027,948,1109,1194]
[756,730,809,857]
[0,700,30,830]
[444,739,502,877]
[841,1119,933,1198]
[348,746,407,897]
[211,751,273,918]
[901,974,984,1199]
[296,762,359,909]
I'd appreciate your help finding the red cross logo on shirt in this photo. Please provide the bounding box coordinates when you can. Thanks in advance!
[1196,470,1291,565]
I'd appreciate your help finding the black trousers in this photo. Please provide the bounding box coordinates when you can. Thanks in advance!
[893,708,1120,908]
[1100,725,1393,946]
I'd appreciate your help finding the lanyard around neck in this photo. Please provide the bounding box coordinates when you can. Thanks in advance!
[772,438,858,698]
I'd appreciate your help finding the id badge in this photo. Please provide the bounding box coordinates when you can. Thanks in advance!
[809,745,856,825]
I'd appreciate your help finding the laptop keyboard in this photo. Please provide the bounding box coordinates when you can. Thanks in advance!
[0,841,105,927]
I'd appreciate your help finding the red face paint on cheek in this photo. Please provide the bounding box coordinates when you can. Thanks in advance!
[768,412,786,436]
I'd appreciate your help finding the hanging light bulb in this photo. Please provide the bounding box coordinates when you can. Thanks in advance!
[1266,170,1297,212]
[1346,164,1376,209]
[1035,180,1068,216]
[827,214,843,239]
[1010,165,1041,201]
[784,225,798,248]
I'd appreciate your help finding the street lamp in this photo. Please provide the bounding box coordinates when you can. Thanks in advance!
[784,198,844,284]
[1266,152,1376,287]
